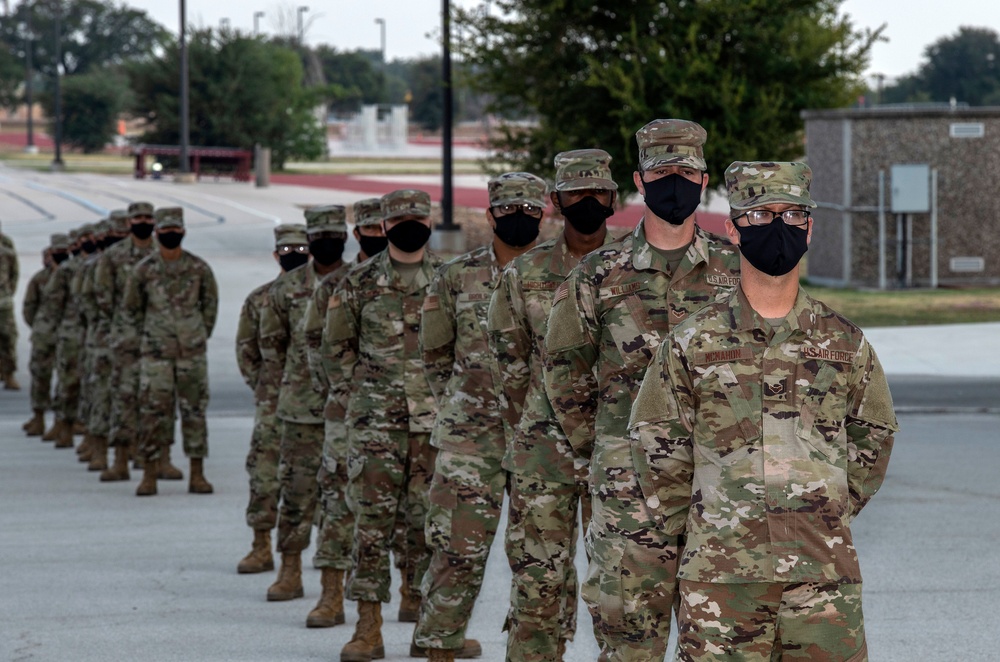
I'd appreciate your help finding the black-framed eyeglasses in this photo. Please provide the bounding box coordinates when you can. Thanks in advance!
[492,203,544,218]
[734,209,810,227]
[277,245,309,255]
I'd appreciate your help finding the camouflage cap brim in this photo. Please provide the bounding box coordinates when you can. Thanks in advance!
[726,161,816,211]
[641,150,707,172]
[554,176,619,192]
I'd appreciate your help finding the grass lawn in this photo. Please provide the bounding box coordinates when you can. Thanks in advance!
[804,284,1000,327]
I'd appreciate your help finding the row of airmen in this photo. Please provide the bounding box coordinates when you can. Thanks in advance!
[235,116,896,662]
[22,204,218,494]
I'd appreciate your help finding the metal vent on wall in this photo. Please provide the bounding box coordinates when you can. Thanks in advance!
[950,123,985,138]
[949,257,985,272]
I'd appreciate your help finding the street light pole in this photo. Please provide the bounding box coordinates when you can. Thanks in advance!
[220,17,230,31]
[51,0,63,170]
[179,0,190,176]
[439,0,455,232]
[24,3,36,154]
[296,5,309,44]
[375,18,386,63]
[254,11,264,35]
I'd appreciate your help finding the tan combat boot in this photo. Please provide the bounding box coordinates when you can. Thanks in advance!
[340,600,385,662]
[42,419,62,442]
[72,420,86,436]
[100,445,130,482]
[77,434,94,462]
[87,436,108,472]
[306,568,346,627]
[23,410,45,436]
[398,577,421,622]
[54,420,74,448]
[267,552,304,601]
[158,445,184,480]
[4,373,20,390]
[237,530,274,574]
[428,650,456,662]
[410,639,482,659]
[188,458,214,494]
[136,458,158,496]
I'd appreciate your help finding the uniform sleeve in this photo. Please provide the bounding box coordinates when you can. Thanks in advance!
[419,266,457,404]
[627,337,697,536]
[845,340,899,520]
[235,292,262,390]
[544,269,600,458]
[118,269,145,357]
[22,273,42,327]
[258,280,290,384]
[487,266,531,442]
[304,277,334,392]
[321,277,361,417]
[93,254,115,320]
[36,269,68,338]
[201,263,220,338]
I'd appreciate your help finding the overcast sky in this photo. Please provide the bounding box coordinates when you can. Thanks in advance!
[123,0,995,82]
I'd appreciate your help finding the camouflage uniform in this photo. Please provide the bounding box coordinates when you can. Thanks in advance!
[0,230,19,384]
[77,220,112,436]
[413,173,548,652]
[122,209,219,463]
[488,151,619,661]
[323,190,442,606]
[23,243,60,413]
[258,207,348,558]
[628,162,898,661]
[96,203,158,452]
[543,120,742,661]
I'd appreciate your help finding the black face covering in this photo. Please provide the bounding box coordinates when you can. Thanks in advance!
[309,237,346,266]
[71,248,81,257]
[735,219,808,277]
[279,252,310,272]
[358,234,389,258]
[642,173,703,225]
[386,220,432,253]
[157,231,184,250]
[106,234,125,248]
[81,240,96,254]
[560,195,614,235]
[131,222,155,240]
[493,211,541,248]
[52,252,69,265]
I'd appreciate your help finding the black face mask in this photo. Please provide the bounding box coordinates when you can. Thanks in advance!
[386,220,432,253]
[279,252,310,272]
[80,240,96,254]
[52,252,69,265]
[642,173,703,225]
[157,232,184,249]
[493,211,541,248]
[106,234,125,248]
[560,195,613,235]
[735,220,808,277]
[131,222,155,239]
[358,234,389,258]
[309,237,346,266]
[71,248,81,256]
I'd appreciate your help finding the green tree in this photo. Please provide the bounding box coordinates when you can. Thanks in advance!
[314,46,388,113]
[456,0,879,195]
[128,30,329,168]
[917,27,1000,105]
[40,68,131,152]
[0,43,21,109]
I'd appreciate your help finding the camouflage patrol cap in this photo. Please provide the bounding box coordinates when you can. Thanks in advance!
[68,228,81,242]
[274,223,308,248]
[155,207,185,229]
[304,205,348,234]
[381,189,432,220]
[636,119,708,171]
[725,161,816,211]
[95,219,112,236]
[50,233,71,250]
[109,209,130,233]
[553,149,618,192]
[128,201,155,218]
[488,172,548,208]
[353,198,383,228]
[79,223,97,237]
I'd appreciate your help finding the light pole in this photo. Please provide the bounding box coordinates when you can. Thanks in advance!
[220,17,230,31]
[253,11,264,35]
[51,0,63,170]
[439,0,457,235]
[24,3,36,154]
[179,0,191,176]
[374,18,386,63]
[296,5,309,44]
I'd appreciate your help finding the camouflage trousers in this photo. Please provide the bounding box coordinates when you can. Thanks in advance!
[244,400,280,531]
[54,331,83,422]
[82,343,113,437]
[109,355,142,448]
[586,440,682,661]
[505,472,591,662]
[0,304,17,376]
[414,451,506,650]
[345,428,437,604]
[138,355,209,461]
[275,420,324,554]
[313,418,354,570]
[28,334,56,411]
[674,581,867,662]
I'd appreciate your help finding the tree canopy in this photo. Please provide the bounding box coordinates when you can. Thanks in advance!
[456,0,879,195]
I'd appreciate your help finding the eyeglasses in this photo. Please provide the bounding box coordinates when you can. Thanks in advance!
[277,245,309,255]
[734,209,810,227]
[492,203,544,218]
